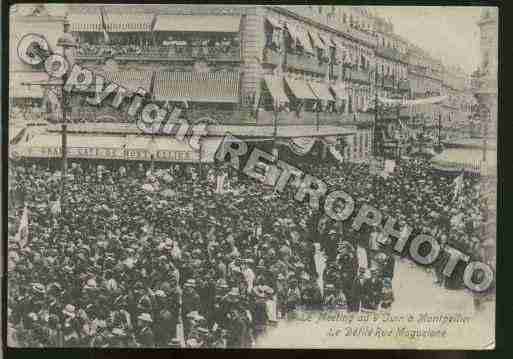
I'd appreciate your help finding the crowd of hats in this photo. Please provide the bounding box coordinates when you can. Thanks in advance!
[7,156,486,347]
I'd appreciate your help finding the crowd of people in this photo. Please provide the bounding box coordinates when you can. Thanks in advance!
[77,37,239,59]
[7,151,490,347]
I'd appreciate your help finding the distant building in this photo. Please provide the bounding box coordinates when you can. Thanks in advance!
[471,7,498,140]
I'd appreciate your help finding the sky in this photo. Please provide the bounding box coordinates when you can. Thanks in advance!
[373,6,486,74]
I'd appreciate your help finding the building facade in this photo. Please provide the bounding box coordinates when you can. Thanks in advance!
[10,4,479,164]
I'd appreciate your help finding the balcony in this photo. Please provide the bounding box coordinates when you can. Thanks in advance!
[375,47,402,62]
[87,46,241,62]
[398,79,410,92]
[286,53,327,75]
[262,48,283,67]
[345,68,371,84]
[336,24,377,47]
[383,77,395,89]
[305,60,328,76]
[256,110,373,127]
[286,53,305,72]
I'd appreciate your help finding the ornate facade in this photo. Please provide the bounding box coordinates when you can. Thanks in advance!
[10,4,481,164]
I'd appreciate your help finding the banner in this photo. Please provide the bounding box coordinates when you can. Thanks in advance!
[378,95,448,107]
[15,205,29,249]
[279,137,317,156]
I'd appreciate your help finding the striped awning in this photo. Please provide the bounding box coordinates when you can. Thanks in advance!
[154,15,241,33]
[319,33,336,47]
[285,78,317,101]
[103,12,154,32]
[69,13,103,32]
[98,71,153,94]
[308,82,334,101]
[266,17,282,29]
[153,72,240,103]
[263,76,289,103]
[330,84,348,100]
[308,31,326,50]
[9,72,52,98]
[285,23,314,54]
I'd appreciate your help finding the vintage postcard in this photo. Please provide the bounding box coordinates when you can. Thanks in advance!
[6,4,497,349]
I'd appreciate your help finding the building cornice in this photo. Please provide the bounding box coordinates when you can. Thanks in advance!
[266,5,377,48]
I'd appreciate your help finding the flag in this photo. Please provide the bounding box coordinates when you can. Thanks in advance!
[102,28,110,44]
[452,171,464,201]
[15,205,29,249]
[356,246,368,269]
[50,199,61,215]
[216,172,227,194]
[313,243,327,297]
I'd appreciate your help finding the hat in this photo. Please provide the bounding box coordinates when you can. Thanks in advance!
[169,338,182,346]
[137,313,153,323]
[62,304,76,318]
[186,311,205,321]
[227,287,240,297]
[197,327,209,335]
[184,279,196,287]
[112,328,126,337]
[154,290,166,298]
[84,278,97,290]
[32,283,46,294]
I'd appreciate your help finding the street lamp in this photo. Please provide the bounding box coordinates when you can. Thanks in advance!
[19,17,77,212]
[56,18,78,198]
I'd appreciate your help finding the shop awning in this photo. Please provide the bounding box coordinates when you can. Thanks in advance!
[126,135,220,163]
[330,84,348,100]
[103,12,154,32]
[285,78,317,101]
[308,31,326,50]
[99,71,153,94]
[21,133,128,159]
[9,72,53,98]
[285,23,314,54]
[266,17,282,29]
[319,33,336,47]
[69,13,103,32]
[153,71,240,103]
[308,81,334,101]
[18,132,221,163]
[154,15,241,33]
[263,76,289,103]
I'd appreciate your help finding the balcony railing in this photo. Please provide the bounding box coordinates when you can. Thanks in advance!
[256,110,372,126]
[262,48,283,67]
[79,45,241,62]
[383,78,395,89]
[345,68,371,84]
[286,53,327,75]
[375,47,402,62]
[335,24,377,47]
[398,79,410,92]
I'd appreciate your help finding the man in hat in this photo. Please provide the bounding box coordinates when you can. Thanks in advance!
[182,279,200,317]
[360,268,384,312]
[62,304,80,347]
[135,313,154,347]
